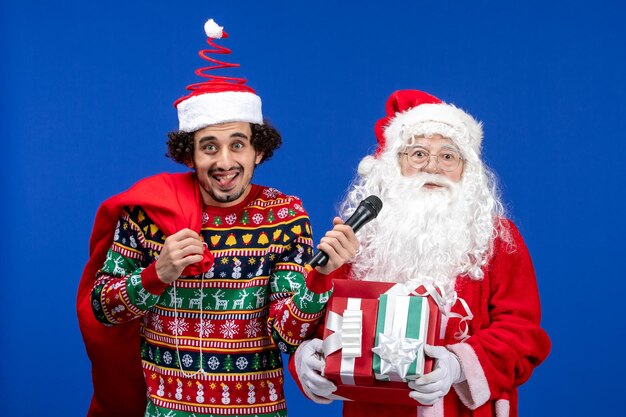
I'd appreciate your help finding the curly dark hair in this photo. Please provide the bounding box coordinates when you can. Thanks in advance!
[166,120,282,166]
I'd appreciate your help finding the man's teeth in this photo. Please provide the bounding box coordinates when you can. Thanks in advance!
[213,173,237,181]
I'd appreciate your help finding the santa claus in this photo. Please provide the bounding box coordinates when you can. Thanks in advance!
[290,89,551,417]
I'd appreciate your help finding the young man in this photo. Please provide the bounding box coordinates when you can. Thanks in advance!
[77,19,357,417]
[291,89,551,417]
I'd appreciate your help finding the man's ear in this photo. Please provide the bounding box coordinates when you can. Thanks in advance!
[185,158,195,169]
[255,152,264,165]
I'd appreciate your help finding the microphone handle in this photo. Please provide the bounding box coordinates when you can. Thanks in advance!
[308,205,373,268]
[308,250,329,269]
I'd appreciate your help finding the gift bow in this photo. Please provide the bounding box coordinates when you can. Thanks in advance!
[385,280,474,342]
[322,298,364,385]
[371,330,422,379]
[323,298,363,358]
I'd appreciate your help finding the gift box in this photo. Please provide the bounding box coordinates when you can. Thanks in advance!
[373,293,430,382]
[322,279,441,406]
[322,295,379,387]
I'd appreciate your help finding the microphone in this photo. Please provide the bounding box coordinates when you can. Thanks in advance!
[309,195,383,269]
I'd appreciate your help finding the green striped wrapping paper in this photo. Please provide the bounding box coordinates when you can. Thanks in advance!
[372,294,430,382]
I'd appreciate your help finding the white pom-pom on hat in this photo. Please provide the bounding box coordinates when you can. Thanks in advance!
[204,19,223,39]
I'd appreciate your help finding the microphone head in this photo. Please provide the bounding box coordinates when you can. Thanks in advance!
[361,195,383,217]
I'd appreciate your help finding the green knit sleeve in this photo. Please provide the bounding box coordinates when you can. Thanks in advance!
[267,209,330,353]
[91,207,163,324]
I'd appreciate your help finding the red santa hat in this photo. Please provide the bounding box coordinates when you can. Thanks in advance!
[174,19,263,133]
[373,90,483,157]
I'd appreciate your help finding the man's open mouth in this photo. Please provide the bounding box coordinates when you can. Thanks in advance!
[210,170,240,189]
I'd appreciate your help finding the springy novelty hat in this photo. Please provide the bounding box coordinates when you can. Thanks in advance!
[174,19,263,133]
[373,90,483,158]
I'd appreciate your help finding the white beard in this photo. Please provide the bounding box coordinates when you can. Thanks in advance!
[342,158,501,301]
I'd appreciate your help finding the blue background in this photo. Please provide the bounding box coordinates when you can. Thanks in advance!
[2,1,625,415]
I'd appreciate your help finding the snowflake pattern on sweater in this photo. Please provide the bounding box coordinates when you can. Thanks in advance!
[91,185,329,416]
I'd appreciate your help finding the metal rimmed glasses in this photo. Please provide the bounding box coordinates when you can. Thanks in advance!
[399,146,464,172]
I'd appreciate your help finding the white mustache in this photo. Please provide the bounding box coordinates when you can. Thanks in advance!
[413,173,456,188]
[384,173,457,199]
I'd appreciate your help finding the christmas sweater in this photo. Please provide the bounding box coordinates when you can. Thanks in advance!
[289,219,551,417]
[91,184,331,417]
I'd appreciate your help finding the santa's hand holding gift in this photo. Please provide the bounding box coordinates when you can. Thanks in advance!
[289,90,551,417]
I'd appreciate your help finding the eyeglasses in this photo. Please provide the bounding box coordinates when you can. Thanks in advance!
[399,146,464,172]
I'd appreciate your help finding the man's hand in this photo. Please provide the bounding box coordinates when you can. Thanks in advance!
[315,217,359,275]
[155,228,205,284]
[408,344,464,405]
[294,338,337,404]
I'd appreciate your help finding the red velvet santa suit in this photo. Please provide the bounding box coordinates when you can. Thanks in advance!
[289,219,551,417]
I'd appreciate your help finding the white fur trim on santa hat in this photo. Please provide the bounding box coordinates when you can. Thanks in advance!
[177,91,263,132]
[384,102,483,157]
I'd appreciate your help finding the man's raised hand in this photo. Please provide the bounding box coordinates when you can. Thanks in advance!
[155,228,205,283]
[315,217,359,275]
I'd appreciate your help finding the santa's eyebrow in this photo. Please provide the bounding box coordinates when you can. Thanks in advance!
[438,144,461,153]
[407,143,460,153]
